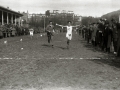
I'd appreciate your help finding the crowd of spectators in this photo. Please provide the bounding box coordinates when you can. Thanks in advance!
[0,23,29,39]
[79,18,120,57]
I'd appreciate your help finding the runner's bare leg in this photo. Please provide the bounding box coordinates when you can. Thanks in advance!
[67,39,70,49]
[51,36,54,48]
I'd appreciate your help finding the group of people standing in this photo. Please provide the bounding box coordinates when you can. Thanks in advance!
[80,18,120,57]
[0,23,29,39]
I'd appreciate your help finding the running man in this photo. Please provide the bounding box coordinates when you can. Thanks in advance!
[29,27,34,39]
[46,21,55,48]
[56,21,79,49]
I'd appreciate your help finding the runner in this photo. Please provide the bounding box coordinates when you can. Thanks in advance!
[56,21,78,49]
[29,27,34,39]
[46,21,55,48]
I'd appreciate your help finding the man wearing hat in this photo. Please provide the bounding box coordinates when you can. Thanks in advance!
[98,19,105,50]
[0,23,3,39]
[115,20,120,57]
[104,20,112,53]
[111,18,118,55]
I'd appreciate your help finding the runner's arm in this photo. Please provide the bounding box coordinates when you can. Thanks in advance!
[72,25,79,28]
[45,25,50,32]
[53,26,55,33]
[56,23,67,27]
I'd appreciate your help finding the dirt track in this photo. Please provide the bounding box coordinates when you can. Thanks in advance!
[0,32,120,90]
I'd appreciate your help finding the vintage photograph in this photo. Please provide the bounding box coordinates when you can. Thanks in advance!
[0,0,120,90]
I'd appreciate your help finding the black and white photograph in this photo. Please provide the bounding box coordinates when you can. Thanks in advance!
[0,0,120,90]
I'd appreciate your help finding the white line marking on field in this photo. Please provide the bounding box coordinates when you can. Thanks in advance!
[0,57,115,60]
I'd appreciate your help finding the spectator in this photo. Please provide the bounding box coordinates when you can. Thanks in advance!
[0,23,3,39]
[111,19,118,55]
[98,19,104,50]
[91,23,98,46]
[11,25,16,37]
[116,21,120,57]
[82,26,85,38]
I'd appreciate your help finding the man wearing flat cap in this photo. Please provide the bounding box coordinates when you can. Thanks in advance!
[111,18,118,55]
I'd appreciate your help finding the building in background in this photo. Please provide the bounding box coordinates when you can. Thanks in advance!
[74,15,82,25]
[66,11,74,23]
[26,10,81,28]
[0,5,23,26]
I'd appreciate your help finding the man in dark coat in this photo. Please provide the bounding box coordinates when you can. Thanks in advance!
[111,19,118,55]
[82,26,85,38]
[115,21,120,57]
[98,19,105,50]
[96,23,100,47]
[86,26,89,43]
[0,23,3,39]
[104,21,112,53]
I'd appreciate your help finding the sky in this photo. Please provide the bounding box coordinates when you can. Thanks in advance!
[1,0,120,17]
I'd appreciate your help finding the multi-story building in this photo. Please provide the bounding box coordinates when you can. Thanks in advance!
[47,10,75,25]
[66,11,74,23]
[60,10,67,25]
[27,10,81,28]
[28,13,45,23]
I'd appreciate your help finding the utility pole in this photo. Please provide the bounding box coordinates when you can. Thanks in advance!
[44,16,46,32]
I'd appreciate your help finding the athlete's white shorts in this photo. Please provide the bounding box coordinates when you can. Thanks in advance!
[66,33,72,40]
[30,31,33,36]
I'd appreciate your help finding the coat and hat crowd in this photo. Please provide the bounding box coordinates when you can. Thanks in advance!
[0,23,29,39]
[80,18,120,57]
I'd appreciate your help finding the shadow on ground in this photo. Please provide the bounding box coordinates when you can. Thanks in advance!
[41,44,52,47]
[42,44,68,50]
[55,46,67,50]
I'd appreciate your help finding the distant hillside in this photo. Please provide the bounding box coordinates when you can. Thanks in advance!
[101,9,120,22]
[81,9,120,25]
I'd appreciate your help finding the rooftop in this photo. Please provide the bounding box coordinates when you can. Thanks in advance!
[0,5,23,16]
